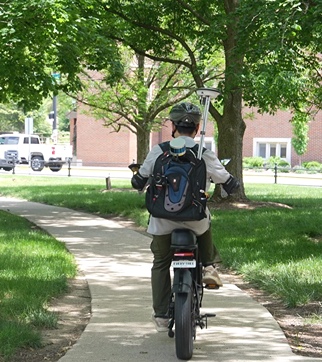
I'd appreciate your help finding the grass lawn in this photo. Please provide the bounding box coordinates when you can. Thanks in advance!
[213,184,322,307]
[0,174,321,357]
[0,207,77,359]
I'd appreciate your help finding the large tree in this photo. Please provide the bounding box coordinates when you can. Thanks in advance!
[1,0,321,199]
[95,0,322,198]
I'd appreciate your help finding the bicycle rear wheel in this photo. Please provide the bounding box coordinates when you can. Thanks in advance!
[175,288,194,360]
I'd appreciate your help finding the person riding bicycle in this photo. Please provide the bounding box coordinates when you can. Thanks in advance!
[131,102,239,331]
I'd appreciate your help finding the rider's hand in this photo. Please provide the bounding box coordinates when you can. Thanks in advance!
[221,175,240,195]
[131,172,148,191]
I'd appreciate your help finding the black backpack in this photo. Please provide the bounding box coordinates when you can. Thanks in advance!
[145,141,208,221]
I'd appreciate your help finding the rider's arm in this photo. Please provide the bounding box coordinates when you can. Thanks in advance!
[202,150,240,195]
[202,150,231,184]
[131,145,163,191]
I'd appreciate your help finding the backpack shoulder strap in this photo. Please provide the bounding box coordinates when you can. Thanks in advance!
[159,141,170,153]
[191,143,207,157]
[152,142,171,175]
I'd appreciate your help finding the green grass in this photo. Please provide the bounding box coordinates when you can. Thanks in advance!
[0,202,77,359]
[214,184,322,307]
[0,175,322,355]
[0,176,147,226]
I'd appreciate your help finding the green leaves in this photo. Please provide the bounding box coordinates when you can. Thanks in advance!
[0,0,120,110]
[0,0,321,175]
[1,0,321,111]
[238,0,322,112]
[291,110,310,157]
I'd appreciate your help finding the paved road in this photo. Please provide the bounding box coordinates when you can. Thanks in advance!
[0,197,320,362]
[2,165,322,188]
[1,164,132,179]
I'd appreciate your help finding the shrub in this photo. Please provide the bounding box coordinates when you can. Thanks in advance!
[243,157,264,169]
[265,157,291,173]
[292,165,306,174]
[266,157,290,167]
[302,161,322,172]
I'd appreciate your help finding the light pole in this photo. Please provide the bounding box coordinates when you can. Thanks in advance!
[51,72,60,144]
[53,95,57,131]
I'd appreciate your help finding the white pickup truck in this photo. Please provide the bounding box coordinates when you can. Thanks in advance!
[0,133,73,172]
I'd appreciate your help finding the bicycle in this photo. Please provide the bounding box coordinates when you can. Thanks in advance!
[129,87,222,360]
[128,163,217,360]
[167,228,217,360]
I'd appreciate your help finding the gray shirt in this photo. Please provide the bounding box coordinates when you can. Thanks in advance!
[139,136,231,236]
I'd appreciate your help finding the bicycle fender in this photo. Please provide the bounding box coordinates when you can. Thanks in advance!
[173,269,192,293]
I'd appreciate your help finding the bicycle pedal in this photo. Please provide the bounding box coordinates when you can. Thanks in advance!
[204,313,216,318]
[200,313,216,329]
[205,284,219,290]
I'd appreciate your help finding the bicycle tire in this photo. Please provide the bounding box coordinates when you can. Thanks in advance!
[175,288,194,360]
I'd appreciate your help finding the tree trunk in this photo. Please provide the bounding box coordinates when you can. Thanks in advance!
[217,91,246,199]
[213,0,247,200]
[136,126,150,164]
[135,54,151,164]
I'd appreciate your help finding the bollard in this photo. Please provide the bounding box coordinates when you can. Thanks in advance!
[274,163,278,184]
[68,158,72,177]
[106,176,111,190]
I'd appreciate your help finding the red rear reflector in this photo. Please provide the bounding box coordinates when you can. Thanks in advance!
[174,252,194,257]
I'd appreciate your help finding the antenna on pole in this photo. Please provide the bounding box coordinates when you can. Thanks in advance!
[195,88,221,159]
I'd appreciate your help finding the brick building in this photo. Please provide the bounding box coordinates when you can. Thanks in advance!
[69,108,216,166]
[69,106,322,167]
[243,109,322,166]
[70,114,137,166]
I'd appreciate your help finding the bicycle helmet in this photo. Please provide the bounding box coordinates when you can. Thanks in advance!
[169,102,202,127]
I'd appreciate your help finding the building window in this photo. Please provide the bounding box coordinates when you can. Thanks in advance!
[270,144,276,157]
[280,145,287,158]
[253,138,291,163]
[259,143,266,158]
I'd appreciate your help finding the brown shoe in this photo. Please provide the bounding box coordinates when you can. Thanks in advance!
[202,265,223,287]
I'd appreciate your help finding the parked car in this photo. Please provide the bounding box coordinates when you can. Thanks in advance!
[0,158,14,172]
[0,133,73,172]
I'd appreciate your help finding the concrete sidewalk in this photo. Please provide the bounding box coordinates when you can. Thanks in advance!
[0,197,319,362]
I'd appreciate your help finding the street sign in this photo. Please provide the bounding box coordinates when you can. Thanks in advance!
[24,117,33,134]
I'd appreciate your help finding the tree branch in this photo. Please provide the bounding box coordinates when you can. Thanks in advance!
[101,3,197,68]
[174,0,211,26]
